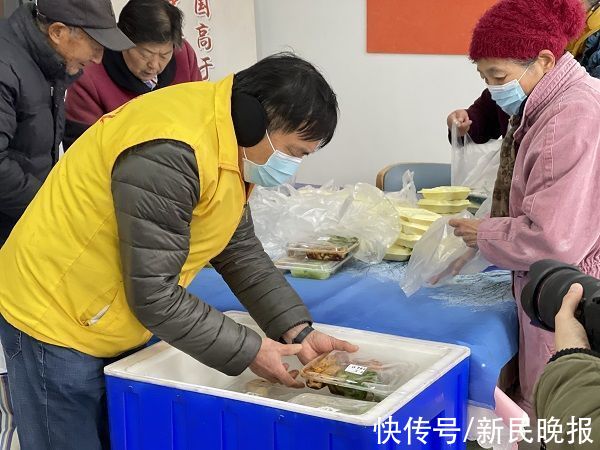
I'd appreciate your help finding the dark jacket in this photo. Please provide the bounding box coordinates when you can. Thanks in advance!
[64,40,201,149]
[448,89,510,145]
[111,140,312,374]
[0,4,73,245]
[535,350,600,449]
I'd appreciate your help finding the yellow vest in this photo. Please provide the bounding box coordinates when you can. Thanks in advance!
[567,6,600,58]
[0,75,246,357]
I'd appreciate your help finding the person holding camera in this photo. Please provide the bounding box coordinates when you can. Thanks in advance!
[534,283,600,449]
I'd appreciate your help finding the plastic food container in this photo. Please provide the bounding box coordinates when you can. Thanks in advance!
[286,236,359,261]
[300,350,420,401]
[288,393,376,415]
[417,199,471,214]
[396,207,441,226]
[419,186,471,201]
[395,232,422,249]
[400,220,429,236]
[274,255,350,280]
[225,378,313,402]
[383,244,412,262]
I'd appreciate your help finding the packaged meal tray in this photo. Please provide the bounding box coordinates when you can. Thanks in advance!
[396,207,441,226]
[288,393,377,415]
[419,186,471,201]
[300,350,419,401]
[400,220,429,236]
[225,378,312,402]
[286,236,359,261]
[274,255,350,280]
[395,232,421,249]
[383,244,412,262]
[417,199,471,214]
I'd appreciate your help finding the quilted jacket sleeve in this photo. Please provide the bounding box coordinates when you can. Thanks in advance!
[210,206,313,341]
[0,61,42,219]
[111,139,261,375]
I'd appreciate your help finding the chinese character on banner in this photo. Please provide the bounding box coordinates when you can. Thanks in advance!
[433,418,460,445]
[196,23,213,52]
[566,417,594,445]
[373,416,401,445]
[404,417,431,445]
[195,0,211,18]
[476,417,503,446]
[198,56,214,81]
[538,417,564,444]
[509,417,533,444]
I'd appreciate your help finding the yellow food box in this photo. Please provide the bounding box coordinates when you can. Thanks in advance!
[395,207,441,226]
[395,232,421,249]
[400,220,429,236]
[384,244,412,262]
[417,199,471,214]
[419,186,471,201]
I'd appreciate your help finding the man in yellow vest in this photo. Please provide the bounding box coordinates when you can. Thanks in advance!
[0,52,355,450]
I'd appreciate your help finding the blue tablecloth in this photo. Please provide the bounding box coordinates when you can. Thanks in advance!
[188,261,518,408]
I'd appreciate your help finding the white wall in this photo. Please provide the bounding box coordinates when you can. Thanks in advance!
[254,0,486,186]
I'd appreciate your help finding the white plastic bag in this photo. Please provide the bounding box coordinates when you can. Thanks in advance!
[400,210,491,297]
[249,182,400,263]
[385,170,417,207]
[451,123,501,196]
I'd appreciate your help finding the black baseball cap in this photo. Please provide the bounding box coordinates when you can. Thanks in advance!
[37,0,134,51]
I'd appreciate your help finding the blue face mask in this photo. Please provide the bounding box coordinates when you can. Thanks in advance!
[242,131,303,187]
[487,65,531,116]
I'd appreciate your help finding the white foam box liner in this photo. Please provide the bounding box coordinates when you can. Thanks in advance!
[105,311,470,449]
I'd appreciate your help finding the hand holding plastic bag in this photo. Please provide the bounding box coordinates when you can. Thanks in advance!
[400,210,491,297]
[451,123,501,196]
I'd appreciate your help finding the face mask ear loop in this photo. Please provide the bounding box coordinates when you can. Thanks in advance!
[265,129,276,154]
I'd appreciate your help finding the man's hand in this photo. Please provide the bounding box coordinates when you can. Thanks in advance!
[429,248,477,285]
[447,109,472,137]
[449,218,482,249]
[249,338,305,387]
[285,326,359,365]
[554,283,590,352]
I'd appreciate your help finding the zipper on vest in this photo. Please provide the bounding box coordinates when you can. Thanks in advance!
[86,305,110,326]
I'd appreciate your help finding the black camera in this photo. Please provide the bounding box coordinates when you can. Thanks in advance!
[521,260,600,351]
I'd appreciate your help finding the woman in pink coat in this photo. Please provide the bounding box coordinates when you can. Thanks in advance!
[450,0,600,416]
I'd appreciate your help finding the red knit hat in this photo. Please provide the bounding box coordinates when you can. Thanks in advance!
[469,0,586,61]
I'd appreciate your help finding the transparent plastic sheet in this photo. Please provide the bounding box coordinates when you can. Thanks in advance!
[384,170,418,207]
[249,182,400,263]
[400,206,491,297]
[451,123,502,197]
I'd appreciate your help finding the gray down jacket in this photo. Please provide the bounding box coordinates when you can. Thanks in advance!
[111,139,312,375]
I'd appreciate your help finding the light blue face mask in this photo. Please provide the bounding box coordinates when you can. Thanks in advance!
[242,131,303,187]
[487,65,531,116]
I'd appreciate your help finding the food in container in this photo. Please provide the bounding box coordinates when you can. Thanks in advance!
[300,350,419,401]
[400,220,429,236]
[419,186,471,201]
[417,199,471,214]
[225,378,306,401]
[395,232,421,249]
[286,236,359,261]
[274,255,350,280]
[396,207,441,226]
[383,244,412,262]
[288,393,376,415]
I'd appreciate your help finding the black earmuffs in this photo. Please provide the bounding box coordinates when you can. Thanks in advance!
[231,93,267,147]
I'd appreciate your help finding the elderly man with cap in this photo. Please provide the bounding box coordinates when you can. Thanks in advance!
[0,0,133,448]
